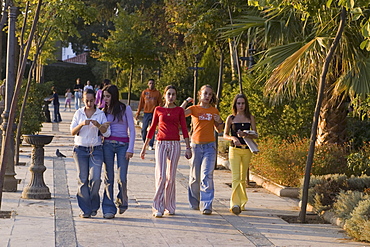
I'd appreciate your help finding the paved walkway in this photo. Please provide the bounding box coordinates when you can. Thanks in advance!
[0,99,369,246]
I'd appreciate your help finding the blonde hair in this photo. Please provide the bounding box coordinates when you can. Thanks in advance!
[198,84,217,107]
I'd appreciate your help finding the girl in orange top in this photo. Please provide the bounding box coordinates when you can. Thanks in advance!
[181,85,224,215]
[141,85,191,218]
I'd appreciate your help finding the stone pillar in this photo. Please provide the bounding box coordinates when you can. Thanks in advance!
[21,135,53,199]
[1,6,18,192]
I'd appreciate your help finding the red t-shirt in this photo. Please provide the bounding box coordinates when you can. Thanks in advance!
[147,106,189,141]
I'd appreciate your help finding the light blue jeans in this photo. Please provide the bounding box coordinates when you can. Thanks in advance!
[188,142,216,211]
[102,141,130,215]
[73,145,103,215]
[142,113,154,147]
[75,92,81,109]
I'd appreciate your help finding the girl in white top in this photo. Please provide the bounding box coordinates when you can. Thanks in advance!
[70,89,111,218]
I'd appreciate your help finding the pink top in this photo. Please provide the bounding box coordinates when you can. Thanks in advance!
[147,106,189,141]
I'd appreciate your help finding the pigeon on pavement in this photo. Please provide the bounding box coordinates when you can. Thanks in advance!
[56,149,66,158]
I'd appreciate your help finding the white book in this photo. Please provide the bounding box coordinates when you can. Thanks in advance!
[242,130,259,154]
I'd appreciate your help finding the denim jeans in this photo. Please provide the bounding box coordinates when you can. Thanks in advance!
[73,145,103,215]
[53,104,62,122]
[102,141,130,215]
[141,112,154,147]
[75,92,81,109]
[188,142,216,211]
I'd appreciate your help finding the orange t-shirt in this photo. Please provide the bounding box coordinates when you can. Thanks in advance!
[137,89,162,114]
[187,105,219,143]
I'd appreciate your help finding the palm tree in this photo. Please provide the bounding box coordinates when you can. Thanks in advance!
[222,0,370,222]
[223,1,370,145]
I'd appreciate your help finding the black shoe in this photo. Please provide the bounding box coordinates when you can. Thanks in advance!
[91,211,97,216]
[118,208,126,214]
[79,213,91,218]
[103,213,115,219]
[202,209,212,215]
[231,205,241,215]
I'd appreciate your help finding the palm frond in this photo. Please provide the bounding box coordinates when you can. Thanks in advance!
[263,38,319,102]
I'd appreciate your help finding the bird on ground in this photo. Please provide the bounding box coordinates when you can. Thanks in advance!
[56,149,66,158]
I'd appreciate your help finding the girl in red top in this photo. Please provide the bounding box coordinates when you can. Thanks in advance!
[140,85,192,218]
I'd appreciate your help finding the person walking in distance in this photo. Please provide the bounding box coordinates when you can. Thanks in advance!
[135,79,162,150]
[140,85,191,218]
[70,89,111,218]
[74,78,84,109]
[84,80,93,91]
[181,85,224,215]
[65,88,73,111]
[49,88,62,122]
[95,79,111,109]
[223,94,258,215]
[101,85,135,219]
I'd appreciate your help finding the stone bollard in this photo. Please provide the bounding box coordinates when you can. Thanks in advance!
[21,134,53,199]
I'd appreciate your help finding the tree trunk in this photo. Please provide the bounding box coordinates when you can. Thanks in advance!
[128,61,134,106]
[299,7,347,223]
[317,89,347,145]
[0,0,43,209]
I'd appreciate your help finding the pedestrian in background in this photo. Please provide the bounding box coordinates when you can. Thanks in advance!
[135,79,162,150]
[84,80,93,91]
[73,78,84,109]
[70,89,111,218]
[223,94,258,215]
[49,88,62,123]
[101,85,135,219]
[181,84,224,215]
[140,85,191,218]
[65,88,73,111]
[95,79,111,109]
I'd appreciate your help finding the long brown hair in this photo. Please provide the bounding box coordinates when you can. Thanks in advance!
[198,84,217,107]
[103,85,126,121]
[232,94,251,118]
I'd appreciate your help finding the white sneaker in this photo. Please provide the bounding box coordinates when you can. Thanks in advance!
[153,212,162,218]
[148,146,154,150]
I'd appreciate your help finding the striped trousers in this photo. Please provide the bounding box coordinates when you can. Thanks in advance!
[153,140,181,214]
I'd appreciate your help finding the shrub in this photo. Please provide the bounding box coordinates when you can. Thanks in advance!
[345,198,370,242]
[16,81,54,135]
[347,144,370,176]
[333,190,366,220]
[250,136,307,187]
[307,174,348,213]
[312,143,348,175]
[249,137,349,187]
[347,175,370,191]
[305,174,370,214]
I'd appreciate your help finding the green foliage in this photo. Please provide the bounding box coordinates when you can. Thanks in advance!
[305,174,370,214]
[306,174,349,213]
[312,143,348,175]
[250,136,307,187]
[198,46,219,91]
[345,198,370,242]
[333,190,366,221]
[249,136,349,187]
[16,81,53,135]
[347,117,370,150]
[159,53,194,102]
[347,152,370,177]
[43,63,96,94]
[218,74,315,140]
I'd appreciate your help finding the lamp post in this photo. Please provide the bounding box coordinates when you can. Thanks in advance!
[188,56,204,105]
[1,6,18,192]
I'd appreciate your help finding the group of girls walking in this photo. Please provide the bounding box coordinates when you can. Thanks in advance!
[70,83,258,219]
